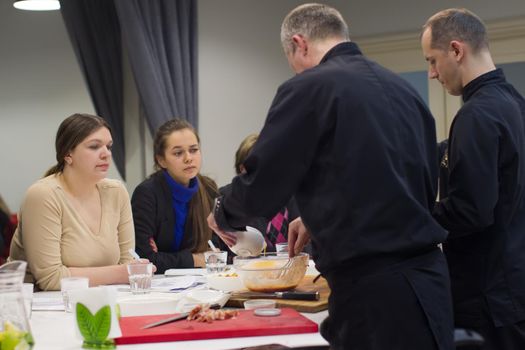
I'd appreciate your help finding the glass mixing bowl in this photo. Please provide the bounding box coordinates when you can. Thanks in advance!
[233,252,309,292]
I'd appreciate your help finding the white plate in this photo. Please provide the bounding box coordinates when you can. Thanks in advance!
[176,289,230,312]
[117,293,182,317]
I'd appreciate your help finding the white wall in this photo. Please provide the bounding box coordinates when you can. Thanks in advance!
[197,0,525,187]
[198,0,303,186]
[0,2,123,212]
[1,0,525,211]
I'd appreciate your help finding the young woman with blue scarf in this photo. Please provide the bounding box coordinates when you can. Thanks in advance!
[131,119,221,273]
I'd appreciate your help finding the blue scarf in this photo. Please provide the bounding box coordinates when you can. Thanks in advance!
[163,170,199,251]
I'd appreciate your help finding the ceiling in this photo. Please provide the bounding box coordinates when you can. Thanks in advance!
[1,0,525,39]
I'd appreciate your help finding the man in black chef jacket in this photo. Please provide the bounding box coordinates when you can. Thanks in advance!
[422,8,525,350]
[208,4,454,349]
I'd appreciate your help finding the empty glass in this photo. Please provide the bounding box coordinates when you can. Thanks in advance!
[275,242,289,256]
[60,277,89,312]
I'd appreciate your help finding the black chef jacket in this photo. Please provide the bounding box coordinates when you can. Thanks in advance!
[215,42,447,275]
[434,69,525,327]
[215,41,454,350]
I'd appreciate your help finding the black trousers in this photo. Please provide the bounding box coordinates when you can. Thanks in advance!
[321,248,454,350]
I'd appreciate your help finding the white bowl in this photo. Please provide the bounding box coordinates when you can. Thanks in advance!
[206,272,245,292]
[117,293,181,317]
[230,226,267,257]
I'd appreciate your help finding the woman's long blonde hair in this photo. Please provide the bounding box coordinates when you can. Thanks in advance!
[153,119,218,253]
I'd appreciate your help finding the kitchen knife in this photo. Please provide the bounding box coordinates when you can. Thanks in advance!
[233,291,320,301]
[141,312,190,329]
[141,303,221,329]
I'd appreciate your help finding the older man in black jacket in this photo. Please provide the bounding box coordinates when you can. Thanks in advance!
[209,4,454,350]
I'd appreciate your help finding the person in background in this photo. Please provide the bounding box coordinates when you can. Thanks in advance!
[219,133,300,252]
[209,3,453,349]
[131,119,222,274]
[422,8,525,349]
[8,113,139,291]
[0,194,16,264]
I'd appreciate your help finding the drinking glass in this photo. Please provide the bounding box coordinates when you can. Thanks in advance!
[204,251,227,274]
[127,263,153,294]
[22,283,34,318]
[60,277,89,312]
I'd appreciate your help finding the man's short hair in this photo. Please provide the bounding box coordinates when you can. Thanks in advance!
[281,3,350,55]
[422,8,489,53]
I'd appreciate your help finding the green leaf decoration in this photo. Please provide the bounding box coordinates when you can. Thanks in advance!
[76,302,112,346]
[77,303,97,342]
[93,306,111,341]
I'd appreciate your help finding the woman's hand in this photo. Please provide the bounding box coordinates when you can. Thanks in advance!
[127,259,157,274]
[207,213,237,247]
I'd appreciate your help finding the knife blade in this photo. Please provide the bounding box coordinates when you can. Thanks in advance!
[141,303,222,329]
[233,291,320,301]
[141,312,190,329]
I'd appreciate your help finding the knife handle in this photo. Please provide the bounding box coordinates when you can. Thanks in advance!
[281,291,320,301]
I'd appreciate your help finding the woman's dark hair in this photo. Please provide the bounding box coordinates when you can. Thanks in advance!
[153,118,218,253]
[44,113,111,177]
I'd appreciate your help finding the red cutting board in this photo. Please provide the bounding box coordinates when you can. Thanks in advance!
[116,308,318,345]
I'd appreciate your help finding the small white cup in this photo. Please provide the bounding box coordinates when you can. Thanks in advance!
[204,251,227,274]
[61,277,89,312]
[22,283,34,318]
[127,263,153,294]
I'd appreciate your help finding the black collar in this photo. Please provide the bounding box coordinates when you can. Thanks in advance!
[319,41,363,64]
[462,68,506,102]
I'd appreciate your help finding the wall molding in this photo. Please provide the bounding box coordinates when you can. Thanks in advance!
[354,16,525,140]
[356,16,525,57]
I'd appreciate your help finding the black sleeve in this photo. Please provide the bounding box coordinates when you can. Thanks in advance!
[286,197,300,221]
[214,80,323,231]
[433,109,499,236]
[131,180,194,273]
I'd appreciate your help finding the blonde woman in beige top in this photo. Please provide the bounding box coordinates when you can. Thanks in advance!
[9,114,141,291]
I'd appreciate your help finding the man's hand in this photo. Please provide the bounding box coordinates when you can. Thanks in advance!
[207,213,237,247]
[287,217,310,257]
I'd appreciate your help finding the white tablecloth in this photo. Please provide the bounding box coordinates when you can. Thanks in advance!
[30,271,329,350]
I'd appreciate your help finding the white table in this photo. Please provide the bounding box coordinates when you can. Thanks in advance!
[30,304,328,350]
[29,269,329,350]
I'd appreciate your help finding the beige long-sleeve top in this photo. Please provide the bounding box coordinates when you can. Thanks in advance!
[9,175,134,291]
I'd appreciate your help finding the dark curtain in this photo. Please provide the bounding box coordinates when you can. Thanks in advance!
[114,0,198,134]
[59,0,126,179]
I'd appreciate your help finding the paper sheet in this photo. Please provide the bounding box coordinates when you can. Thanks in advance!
[151,276,204,292]
[32,296,65,311]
